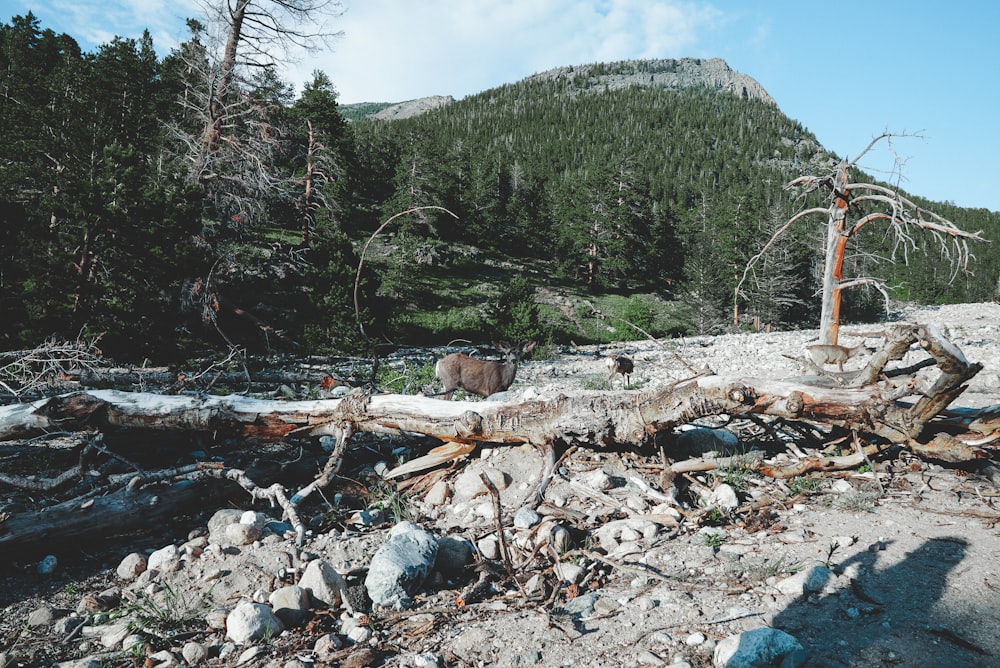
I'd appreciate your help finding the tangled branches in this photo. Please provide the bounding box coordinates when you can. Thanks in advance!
[0,338,104,401]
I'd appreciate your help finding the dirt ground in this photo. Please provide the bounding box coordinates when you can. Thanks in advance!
[1,303,999,668]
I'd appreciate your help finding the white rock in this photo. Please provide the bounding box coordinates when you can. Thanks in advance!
[116,552,147,580]
[775,564,836,597]
[553,562,585,583]
[424,480,450,506]
[578,469,614,491]
[453,466,509,501]
[98,621,131,650]
[224,522,262,546]
[298,559,346,610]
[346,624,372,644]
[268,585,309,627]
[147,544,181,573]
[709,484,739,511]
[685,631,707,645]
[225,601,284,644]
[477,535,500,560]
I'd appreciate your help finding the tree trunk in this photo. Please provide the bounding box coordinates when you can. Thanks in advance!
[819,160,851,345]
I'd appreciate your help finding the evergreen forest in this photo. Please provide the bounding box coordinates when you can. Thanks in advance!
[2,11,998,365]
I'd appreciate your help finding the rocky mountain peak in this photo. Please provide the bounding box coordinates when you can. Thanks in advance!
[526,57,774,105]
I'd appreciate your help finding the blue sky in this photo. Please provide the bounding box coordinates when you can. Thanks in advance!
[10,0,1000,212]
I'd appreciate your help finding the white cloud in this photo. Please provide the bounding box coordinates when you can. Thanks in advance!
[282,0,724,102]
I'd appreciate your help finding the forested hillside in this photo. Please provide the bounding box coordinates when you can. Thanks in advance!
[1,11,997,365]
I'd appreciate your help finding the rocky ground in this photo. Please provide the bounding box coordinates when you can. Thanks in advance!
[1,303,999,668]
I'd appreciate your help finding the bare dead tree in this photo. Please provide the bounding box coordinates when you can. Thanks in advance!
[168,0,343,216]
[736,133,986,344]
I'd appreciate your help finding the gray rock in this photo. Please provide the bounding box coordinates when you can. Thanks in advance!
[27,606,55,627]
[313,632,344,658]
[365,523,438,608]
[236,646,266,665]
[434,535,474,577]
[268,585,309,627]
[559,592,599,617]
[225,601,284,644]
[298,558,346,610]
[148,649,179,667]
[714,627,805,667]
[513,507,542,528]
[182,641,209,666]
[451,626,493,656]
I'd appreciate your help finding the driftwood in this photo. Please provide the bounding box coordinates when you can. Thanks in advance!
[1,323,998,556]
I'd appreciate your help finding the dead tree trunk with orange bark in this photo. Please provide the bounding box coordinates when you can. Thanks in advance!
[736,133,985,345]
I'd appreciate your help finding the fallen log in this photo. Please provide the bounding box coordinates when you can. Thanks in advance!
[0,325,993,453]
[0,323,996,559]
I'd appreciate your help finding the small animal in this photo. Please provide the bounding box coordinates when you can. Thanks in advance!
[606,353,634,387]
[806,343,873,372]
[435,341,536,399]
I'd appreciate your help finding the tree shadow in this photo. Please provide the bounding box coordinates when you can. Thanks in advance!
[772,536,995,667]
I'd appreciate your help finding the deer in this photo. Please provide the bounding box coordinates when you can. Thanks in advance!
[805,343,874,372]
[435,341,536,399]
[606,353,634,387]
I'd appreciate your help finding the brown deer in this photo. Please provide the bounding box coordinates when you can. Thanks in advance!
[435,341,536,399]
[606,353,634,387]
[805,343,873,372]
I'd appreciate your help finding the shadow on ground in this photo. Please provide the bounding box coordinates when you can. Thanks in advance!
[772,536,997,667]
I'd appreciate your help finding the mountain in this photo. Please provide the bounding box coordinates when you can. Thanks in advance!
[342,57,999,343]
[340,57,773,120]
